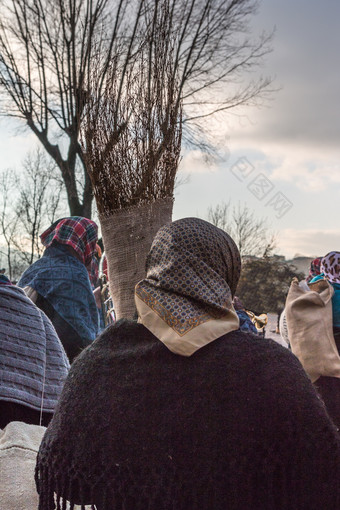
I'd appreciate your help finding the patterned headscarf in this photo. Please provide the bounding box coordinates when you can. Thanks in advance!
[307,257,321,283]
[321,252,340,284]
[40,217,98,269]
[135,218,241,356]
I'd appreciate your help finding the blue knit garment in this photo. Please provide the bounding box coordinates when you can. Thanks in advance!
[18,244,99,344]
[0,284,69,412]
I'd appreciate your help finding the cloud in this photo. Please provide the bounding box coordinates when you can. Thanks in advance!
[270,159,340,192]
[223,138,340,194]
[260,145,340,192]
[242,0,340,152]
[277,228,340,259]
[179,150,220,175]
[0,125,36,171]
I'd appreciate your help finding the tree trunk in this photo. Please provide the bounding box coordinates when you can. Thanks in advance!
[26,122,93,218]
[100,198,173,319]
[81,166,94,219]
[61,165,93,218]
[7,244,12,282]
[68,196,93,218]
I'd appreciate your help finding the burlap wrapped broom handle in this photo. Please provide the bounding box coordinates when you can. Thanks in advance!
[100,198,174,320]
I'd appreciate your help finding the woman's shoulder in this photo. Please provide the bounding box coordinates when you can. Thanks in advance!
[74,319,155,360]
[209,329,294,358]
[0,283,27,301]
[201,329,308,384]
[97,319,151,342]
[90,321,297,364]
[73,320,306,394]
[0,422,46,452]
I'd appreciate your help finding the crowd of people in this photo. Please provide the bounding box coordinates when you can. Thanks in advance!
[1,215,340,509]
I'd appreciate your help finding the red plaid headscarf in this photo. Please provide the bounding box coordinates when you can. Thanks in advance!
[40,217,99,269]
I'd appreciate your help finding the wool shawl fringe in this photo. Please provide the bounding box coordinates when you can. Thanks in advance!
[36,445,340,510]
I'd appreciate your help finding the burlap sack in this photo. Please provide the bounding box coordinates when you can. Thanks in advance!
[285,277,340,382]
[99,198,173,319]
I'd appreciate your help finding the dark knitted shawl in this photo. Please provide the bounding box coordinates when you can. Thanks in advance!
[36,320,340,510]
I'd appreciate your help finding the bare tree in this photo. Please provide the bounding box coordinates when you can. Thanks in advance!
[208,201,276,257]
[14,148,65,264]
[0,0,272,217]
[0,149,66,278]
[237,257,304,314]
[0,170,20,279]
[173,0,273,150]
[0,0,140,217]
[208,202,231,233]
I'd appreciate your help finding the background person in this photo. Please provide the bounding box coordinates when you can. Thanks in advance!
[0,274,69,509]
[310,251,340,427]
[36,219,340,510]
[18,216,99,362]
[306,257,322,283]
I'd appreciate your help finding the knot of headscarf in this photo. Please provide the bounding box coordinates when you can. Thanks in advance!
[40,217,98,269]
[135,218,241,356]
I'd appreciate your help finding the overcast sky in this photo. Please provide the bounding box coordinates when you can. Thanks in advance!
[1,0,339,258]
[174,0,340,258]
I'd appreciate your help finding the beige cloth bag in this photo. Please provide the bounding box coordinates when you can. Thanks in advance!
[0,422,46,510]
[285,278,340,383]
[0,422,83,510]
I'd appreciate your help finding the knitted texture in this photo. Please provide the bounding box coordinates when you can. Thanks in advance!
[315,376,340,429]
[0,284,69,413]
[37,320,340,509]
[100,198,173,319]
[18,244,99,346]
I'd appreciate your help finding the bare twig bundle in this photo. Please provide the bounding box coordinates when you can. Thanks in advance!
[80,0,182,318]
[78,0,273,319]
[81,0,182,215]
